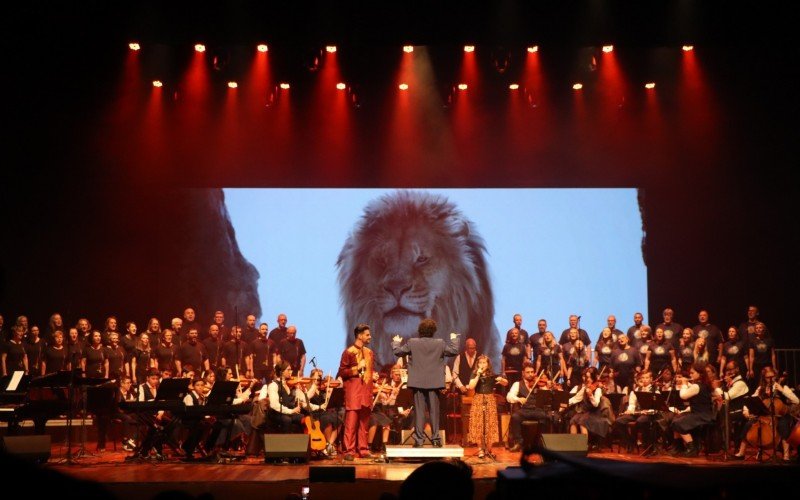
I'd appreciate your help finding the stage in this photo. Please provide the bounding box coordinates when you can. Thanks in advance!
[23,441,796,500]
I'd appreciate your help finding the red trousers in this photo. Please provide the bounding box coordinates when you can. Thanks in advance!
[343,406,371,455]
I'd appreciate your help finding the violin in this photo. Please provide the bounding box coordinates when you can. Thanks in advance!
[287,377,313,388]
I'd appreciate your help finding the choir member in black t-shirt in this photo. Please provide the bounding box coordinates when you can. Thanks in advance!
[692,310,723,366]
[210,310,229,342]
[594,328,616,372]
[512,314,530,351]
[268,313,289,345]
[277,326,306,376]
[242,315,259,344]
[24,325,44,375]
[144,317,162,344]
[42,330,68,375]
[182,307,203,339]
[559,315,591,347]
[170,318,184,345]
[603,315,625,342]
[82,331,108,378]
[251,322,276,382]
[738,305,770,343]
[222,327,252,379]
[121,322,139,376]
[655,308,682,347]
[105,332,127,379]
[676,328,696,372]
[66,327,84,371]
[645,327,677,377]
[102,316,120,346]
[535,331,566,380]
[2,325,28,375]
[502,328,527,388]
[153,329,178,374]
[611,334,642,392]
[47,313,65,344]
[176,328,210,376]
[720,326,748,379]
[563,329,591,390]
[528,319,547,364]
[626,312,646,343]
[748,322,775,384]
[131,332,154,385]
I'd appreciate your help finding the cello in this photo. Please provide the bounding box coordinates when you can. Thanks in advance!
[745,372,789,449]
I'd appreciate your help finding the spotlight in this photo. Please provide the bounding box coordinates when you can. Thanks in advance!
[152,80,163,88]
[257,44,269,53]
[602,45,614,53]
[527,46,538,53]
[645,82,656,89]
[509,83,519,90]
[572,83,583,90]
[325,45,337,53]
[403,45,414,53]
[194,44,206,53]
[128,42,140,51]
[457,83,468,90]
[228,81,238,89]
[464,45,475,53]
[682,45,694,52]
[279,83,290,89]
[336,82,346,90]
[398,83,409,91]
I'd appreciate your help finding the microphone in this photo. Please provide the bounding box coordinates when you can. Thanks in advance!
[577,316,582,320]
[309,356,317,367]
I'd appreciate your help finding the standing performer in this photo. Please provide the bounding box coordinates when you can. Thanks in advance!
[338,323,377,460]
[392,318,460,447]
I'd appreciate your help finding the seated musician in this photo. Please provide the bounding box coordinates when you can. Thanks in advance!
[259,361,304,433]
[717,361,750,454]
[614,370,658,454]
[506,362,549,452]
[114,375,139,452]
[305,368,345,457]
[181,378,216,460]
[211,367,256,451]
[568,367,613,450]
[733,366,798,461]
[669,362,715,457]
[369,367,412,455]
[135,368,166,460]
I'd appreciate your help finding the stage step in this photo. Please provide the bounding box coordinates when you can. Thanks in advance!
[385,444,464,459]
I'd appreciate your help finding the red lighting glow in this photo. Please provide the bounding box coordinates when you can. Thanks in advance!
[128,42,140,51]
[463,45,475,53]
[602,45,614,53]
[398,83,409,91]
[572,83,583,90]
[457,83,468,90]
[326,46,337,53]
[682,45,694,52]
[403,45,414,53]
[527,46,538,53]
[645,82,656,89]
[227,81,238,89]
[279,83,290,90]
[336,82,346,90]
[194,44,206,53]
[152,80,163,88]
[509,83,519,90]
[257,44,268,53]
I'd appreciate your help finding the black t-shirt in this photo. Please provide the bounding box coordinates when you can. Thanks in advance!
[83,345,106,377]
[647,340,674,374]
[250,337,275,371]
[563,342,590,371]
[627,324,645,342]
[528,332,545,359]
[676,341,695,368]
[516,328,529,345]
[121,335,138,361]
[4,340,27,372]
[749,337,774,368]
[656,322,683,346]
[721,340,747,369]
[692,324,722,361]
[559,328,591,346]
[738,321,770,344]
[501,342,527,373]
[242,327,259,344]
[594,338,615,366]
[222,340,252,374]
[268,327,289,346]
[536,343,562,375]
[177,341,208,372]
[277,339,306,371]
[611,347,642,378]
[43,345,68,374]
[24,339,44,372]
[202,337,223,366]
[154,343,177,371]
[105,345,126,377]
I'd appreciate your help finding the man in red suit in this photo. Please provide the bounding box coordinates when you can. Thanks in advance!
[338,323,377,460]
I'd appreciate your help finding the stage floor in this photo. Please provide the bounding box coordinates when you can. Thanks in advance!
[36,441,796,500]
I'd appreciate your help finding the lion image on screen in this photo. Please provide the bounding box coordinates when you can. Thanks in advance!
[337,190,500,365]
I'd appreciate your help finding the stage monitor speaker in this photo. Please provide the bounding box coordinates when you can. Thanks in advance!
[309,465,356,483]
[521,421,541,450]
[1,435,51,464]
[539,433,588,459]
[263,434,309,462]
[400,429,446,444]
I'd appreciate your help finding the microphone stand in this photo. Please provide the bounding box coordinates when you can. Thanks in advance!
[481,382,496,462]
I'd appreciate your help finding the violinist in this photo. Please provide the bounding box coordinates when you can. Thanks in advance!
[506,362,549,452]
[181,378,213,461]
[264,361,304,433]
[614,370,658,454]
[306,368,345,458]
[568,367,613,450]
[733,367,798,461]
[719,361,749,454]
[669,362,714,457]
[369,368,411,455]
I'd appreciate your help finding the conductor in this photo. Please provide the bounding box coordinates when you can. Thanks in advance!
[392,318,459,447]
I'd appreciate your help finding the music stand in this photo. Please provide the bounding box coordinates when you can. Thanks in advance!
[605,393,625,416]
[634,392,667,456]
[207,381,239,405]
[156,378,190,402]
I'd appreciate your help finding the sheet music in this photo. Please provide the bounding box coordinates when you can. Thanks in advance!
[7,371,24,392]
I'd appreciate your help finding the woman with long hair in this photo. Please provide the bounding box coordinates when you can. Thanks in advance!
[670,362,715,457]
[568,366,613,448]
[466,355,508,459]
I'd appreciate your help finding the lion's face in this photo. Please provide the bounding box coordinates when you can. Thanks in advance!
[337,190,500,364]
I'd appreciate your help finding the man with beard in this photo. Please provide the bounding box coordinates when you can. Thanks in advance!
[176,328,209,376]
[338,324,378,460]
[277,326,306,377]
[183,308,203,340]
[203,324,223,370]
[221,327,252,379]
[627,312,646,343]
[268,314,289,345]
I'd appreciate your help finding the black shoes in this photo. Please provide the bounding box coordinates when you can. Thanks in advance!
[432,440,443,448]
[412,442,423,448]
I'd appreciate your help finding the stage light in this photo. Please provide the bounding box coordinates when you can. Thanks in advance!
[257,44,268,53]
[398,83,409,91]
[228,81,238,89]
[572,83,583,90]
[602,45,614,53]
[279,83,290,89]
[682,45,694,52]
[128,42,140,51]
[326,45,337,53]
[645,82,656,89]
[152,80,163,87]
[457,83,468,90]
[194,44,206,53]
[464,45,475,53]
[509,83,519,90]
[403,45,414,53]
[527,46,538,53]
[336,82,346,90]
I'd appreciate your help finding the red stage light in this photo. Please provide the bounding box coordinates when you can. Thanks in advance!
[152,80,163,88]
[279,83,290,89]
[227,81,238,89]
[645,82,656,89]
[257,44,268,53]
[464,45,475,53]
[336,82,346,90]
[572,83,583,90]
[508,83,519,90]
[326,46,337,53]
[602,45,614,53]
[457,83,468,90]
[682,45,694,52]
[194,44,206,53]
[128,42,140,51]
[527,46,538,53]
[398,83,409,91]
[403,45,414,53]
